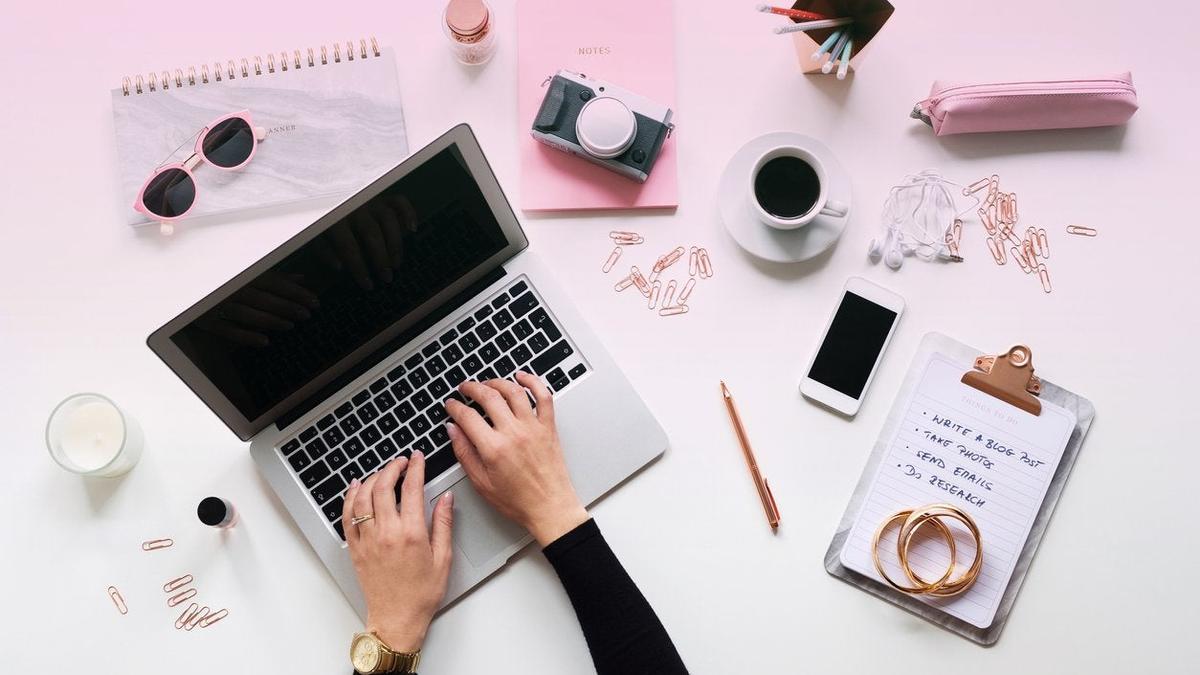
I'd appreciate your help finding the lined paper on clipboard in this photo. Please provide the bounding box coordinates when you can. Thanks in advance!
[839,352,1076,628]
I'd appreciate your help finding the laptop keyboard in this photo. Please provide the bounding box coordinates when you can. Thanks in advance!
[275,277,589,541]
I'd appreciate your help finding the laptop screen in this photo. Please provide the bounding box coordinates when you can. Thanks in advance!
[165,143,509,427]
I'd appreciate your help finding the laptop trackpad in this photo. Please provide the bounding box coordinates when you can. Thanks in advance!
[435,478,526,567]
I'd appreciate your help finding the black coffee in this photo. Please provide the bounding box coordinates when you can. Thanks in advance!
[753,156,820,219]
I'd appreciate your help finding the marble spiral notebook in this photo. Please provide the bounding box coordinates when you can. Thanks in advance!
[111,38,407,228]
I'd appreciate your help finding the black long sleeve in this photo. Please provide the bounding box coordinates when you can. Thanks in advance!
[542,519,689,675]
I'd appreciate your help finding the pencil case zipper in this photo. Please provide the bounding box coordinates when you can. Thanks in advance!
[911,74,1139,134]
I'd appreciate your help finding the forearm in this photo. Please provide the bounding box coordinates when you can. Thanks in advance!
[543,519,688,675]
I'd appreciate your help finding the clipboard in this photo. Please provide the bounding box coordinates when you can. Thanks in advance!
[824,332,1095,645]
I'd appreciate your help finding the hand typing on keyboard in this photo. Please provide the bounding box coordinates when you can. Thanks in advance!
[445,372,591,547]
[343,452,454,654]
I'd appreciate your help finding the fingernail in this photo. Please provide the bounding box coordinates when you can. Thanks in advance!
[349,478,360,489]
[443,491,454,506]
[395,456,409,467]
[413,450,424,460]
[446,422,459,437]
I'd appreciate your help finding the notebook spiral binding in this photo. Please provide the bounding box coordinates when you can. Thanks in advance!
[121,37,380,96]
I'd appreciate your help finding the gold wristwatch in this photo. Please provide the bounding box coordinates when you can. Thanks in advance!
[350,632,421,674]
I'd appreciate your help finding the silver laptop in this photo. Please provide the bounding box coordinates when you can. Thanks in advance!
[147,124,666,615]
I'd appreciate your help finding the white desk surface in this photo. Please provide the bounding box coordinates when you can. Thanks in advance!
[3,1,1196,672]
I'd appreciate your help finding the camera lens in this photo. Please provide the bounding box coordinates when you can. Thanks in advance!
[575,97,637,159]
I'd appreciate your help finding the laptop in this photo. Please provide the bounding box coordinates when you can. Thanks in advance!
[147,124,667,615]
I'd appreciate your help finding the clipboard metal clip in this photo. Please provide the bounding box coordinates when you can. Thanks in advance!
[962,345,1043,416]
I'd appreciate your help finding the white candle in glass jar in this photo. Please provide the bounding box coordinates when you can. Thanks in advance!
[46,394,143,476]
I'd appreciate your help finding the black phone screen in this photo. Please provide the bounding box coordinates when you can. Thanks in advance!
[807,291,898,399]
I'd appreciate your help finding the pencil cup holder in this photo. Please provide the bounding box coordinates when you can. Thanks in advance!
[788,0,895,75]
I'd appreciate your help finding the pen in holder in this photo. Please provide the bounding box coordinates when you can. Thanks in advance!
[785,0,895,76]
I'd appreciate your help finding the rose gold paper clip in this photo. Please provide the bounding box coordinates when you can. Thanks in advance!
[629,266,652,297]
[175,603,200,629]
[662,280,677,309]
[963,177,990,196]
[1037,264,1052,293]
[654,246,685,273]
[688,247,699,276]
[648,281,661,310]
[142,538,173,551]
[613,275,634,292]
[107,586,128,615]
[164,574,193,593]
[601,247,622,273]
[677,278,697,305]
[167,588,197,607]
[659,305,689,316]
[184,605,210,631]
[697,248,714,278]
[1066,225,1097,237]
[609,230,643,245]
[1038,228,1050,257]
[198,608,229,628]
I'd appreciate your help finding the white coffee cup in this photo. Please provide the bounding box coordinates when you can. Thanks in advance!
[749,146,848,230]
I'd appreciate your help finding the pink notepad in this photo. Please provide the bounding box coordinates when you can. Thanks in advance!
[517,0,678,212]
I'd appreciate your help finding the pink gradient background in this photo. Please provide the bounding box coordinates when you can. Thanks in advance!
[1,1,1196,674]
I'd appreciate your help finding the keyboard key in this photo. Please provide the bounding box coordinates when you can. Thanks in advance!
[426,355,446,376]
[476,321,497,341]
[422,342,440,358]
[425,448,458,484]
[374,390,397,412]
[413,437,434,456]
[494,309,514,329]
[334,521,345,541]
[393,426,415,447]
[410,416,432,436]
[412,390,433,410]
[511,344,533,366]
[377,412,399,435]
[323,496,343,523]
[298,427,318,444]
[430,425,450,447]
[317,414,337,430]
[496,330,517,352]
[339,415,362,435]
[311,475,345,505]
[281,438,302,455]
[531,340,574,375]
[359,449,382,472]
[480,342,501,363]
[321,426,345,448]
[396,400,416,421]
[462,354,484,375]
[356,402,379,424]
[327,448,349,469]
[551,375,570,391]
[335,401,354,418]
[474,305,493,321]
[510,280,529,295]
[446,391,467,407]
[369,378,388,394]
[360,424,383,447]
[478,368,497,382]
[372,440,395,464]
[439,328,458,346]
[569,363,587,379]
[407,368,430,389]
[445,366,467,388]
[340,462,365,483]
[287,451,311,472]
[429,378,450,399]
[457,316,476,332]
[547,367,566,383]
[390,379,413,400]
[352,390,371,406]
[529,308,562,341]
[343,437,366,459]
[387,364,406,381]
[495,355,516,377]
[512,319,533,340]
[443,344,464,365]
[491,294,508,309]
[404,353,423,369]
[305,437,329,462]
[459,332,481,353]
[509,292,538,318]
[528,332,550,354]
[427,404,447,424]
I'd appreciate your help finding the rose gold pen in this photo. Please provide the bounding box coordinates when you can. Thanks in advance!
[719,381,781,531]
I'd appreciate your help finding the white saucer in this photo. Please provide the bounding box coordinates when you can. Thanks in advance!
[719,132,852,263]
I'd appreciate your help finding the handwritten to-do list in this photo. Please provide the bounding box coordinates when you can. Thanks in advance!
[840,353,1076,628]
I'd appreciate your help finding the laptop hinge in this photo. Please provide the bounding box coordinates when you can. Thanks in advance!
[275,266,507,432]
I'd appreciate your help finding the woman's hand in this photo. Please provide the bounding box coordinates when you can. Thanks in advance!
[343,453,454,652]
[444,371,590,547]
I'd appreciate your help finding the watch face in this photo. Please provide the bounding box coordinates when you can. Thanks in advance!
[351,634,381,672]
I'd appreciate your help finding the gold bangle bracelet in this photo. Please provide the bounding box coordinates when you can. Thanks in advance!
[871,509,957,595]
[898,504,984,597]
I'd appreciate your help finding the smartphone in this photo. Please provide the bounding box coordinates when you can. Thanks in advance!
[800,277,904,416]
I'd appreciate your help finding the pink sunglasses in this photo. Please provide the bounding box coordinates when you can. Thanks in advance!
[133,110,267,225]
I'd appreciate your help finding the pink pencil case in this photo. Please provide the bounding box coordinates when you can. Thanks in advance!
[912,73,1138,136]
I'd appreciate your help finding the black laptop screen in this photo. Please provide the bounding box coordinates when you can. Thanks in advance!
[168,145,508,421]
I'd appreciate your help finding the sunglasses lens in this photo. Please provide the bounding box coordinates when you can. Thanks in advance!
[202,117,255,168]
[141,168,196,218]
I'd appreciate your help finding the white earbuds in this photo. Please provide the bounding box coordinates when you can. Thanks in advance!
[869,170,974,270]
